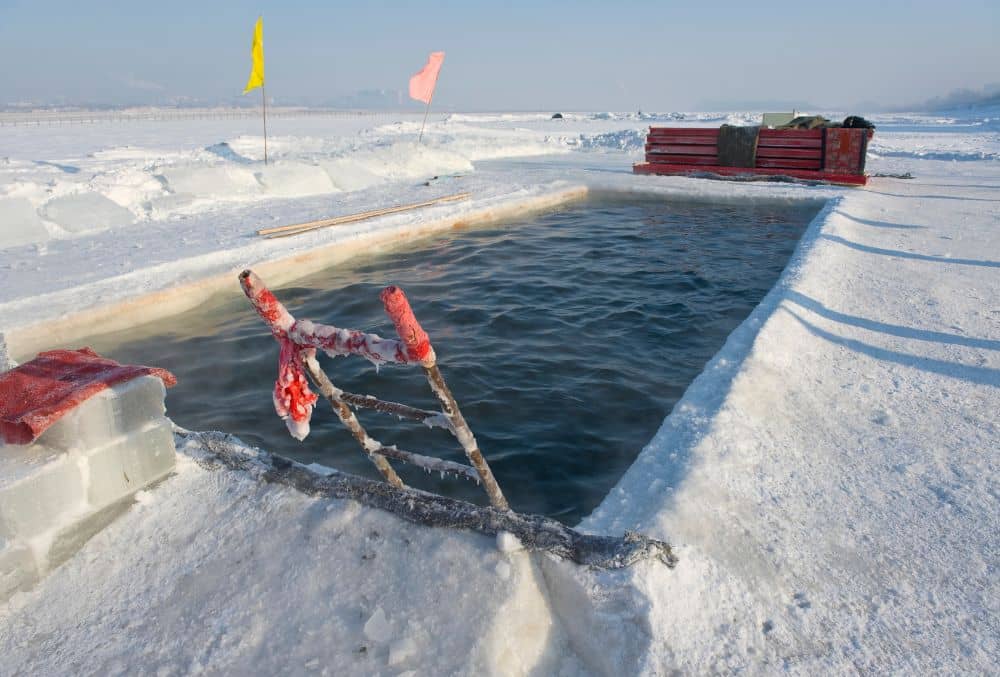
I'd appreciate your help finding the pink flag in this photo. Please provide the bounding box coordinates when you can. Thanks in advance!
[409,51,445,104]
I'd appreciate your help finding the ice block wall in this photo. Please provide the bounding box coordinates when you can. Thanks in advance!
[0,374,176,601]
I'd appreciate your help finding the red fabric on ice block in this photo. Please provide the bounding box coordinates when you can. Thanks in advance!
[0,347,176,445]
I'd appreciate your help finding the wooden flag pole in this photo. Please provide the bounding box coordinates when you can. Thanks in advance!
[417,62,442,145]
[261,84,269,165]
[417,92,433,145]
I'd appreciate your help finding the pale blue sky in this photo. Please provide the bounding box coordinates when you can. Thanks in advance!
[0,0,997,110]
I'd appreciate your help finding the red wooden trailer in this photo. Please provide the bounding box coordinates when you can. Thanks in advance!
[633,126,872,186]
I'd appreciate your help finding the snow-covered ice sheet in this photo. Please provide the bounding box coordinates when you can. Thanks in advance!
[0,110,998,674]
[0,433,584,675]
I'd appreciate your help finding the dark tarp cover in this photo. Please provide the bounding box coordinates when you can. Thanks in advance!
[717,125,760,167]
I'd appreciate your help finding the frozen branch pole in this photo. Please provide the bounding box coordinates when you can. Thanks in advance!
[183,429,678,569]
[380,284,509,509]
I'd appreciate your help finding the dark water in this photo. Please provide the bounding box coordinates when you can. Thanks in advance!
[87,197,819,524]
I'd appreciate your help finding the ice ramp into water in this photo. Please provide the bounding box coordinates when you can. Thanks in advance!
[182,430,677,570]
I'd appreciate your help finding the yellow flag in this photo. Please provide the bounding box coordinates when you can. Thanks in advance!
[243,17,265,94]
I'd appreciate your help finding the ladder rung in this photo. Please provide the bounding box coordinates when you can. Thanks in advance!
[339,391,450,429]
[370,445,480,482]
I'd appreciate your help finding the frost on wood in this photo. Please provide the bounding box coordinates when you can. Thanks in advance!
[182,430,678,570]
[240,270,412,368]
[239,270,417,443]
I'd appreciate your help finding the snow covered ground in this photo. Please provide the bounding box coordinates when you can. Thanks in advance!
[0,109,997,674]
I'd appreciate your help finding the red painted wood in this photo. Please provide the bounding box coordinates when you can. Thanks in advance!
[646,142,715,150]
[824,128,865,173]
[645,144,718,155]
[646,134,719,144]
[636,126,867,185]
[648,127,719,137]
[756,137,823,149]
[381,286,433,364]
[755,158,822,170]
[648,135,715,140]
[632,162,868,186]
[643,154,718,165]
[756,147,823,160]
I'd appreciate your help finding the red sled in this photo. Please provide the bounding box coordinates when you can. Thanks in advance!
[633,126,871,186]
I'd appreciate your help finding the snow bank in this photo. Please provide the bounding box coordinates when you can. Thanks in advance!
[571,129,647,152]
[0,198,49,249]
[0,118,584,252]
[444,111,752,124]
[40,192,135,234]
[256,163,338,198]
[336,142,474,182]
[319,158,383,192]
[868,133,1000,162]
[0,433,582,675]
[158,164,261,198]
[0,110,790,254]
[445,112,561,123]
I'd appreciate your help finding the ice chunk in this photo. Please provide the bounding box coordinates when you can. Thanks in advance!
[320,158,382,192]
[0,415,174,541]
[363,606,392,643]
[40,192,134,234]
[83,417,176,509]
[158,165,261,197]
[36,375,167,452]
[0,197,49,250]
[0,374,175,601]
[388,637,417,666]
[304,462,335,476]
[0,540,39,600]
[257,163,338,198]
[0,445,86,538]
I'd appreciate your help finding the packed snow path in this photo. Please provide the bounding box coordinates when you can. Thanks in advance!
[0,113,998,674]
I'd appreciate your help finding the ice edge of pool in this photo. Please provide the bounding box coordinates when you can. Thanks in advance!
[579,194,840,532]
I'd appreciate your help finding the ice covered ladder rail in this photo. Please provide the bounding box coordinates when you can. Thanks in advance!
[239,269,507,508]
